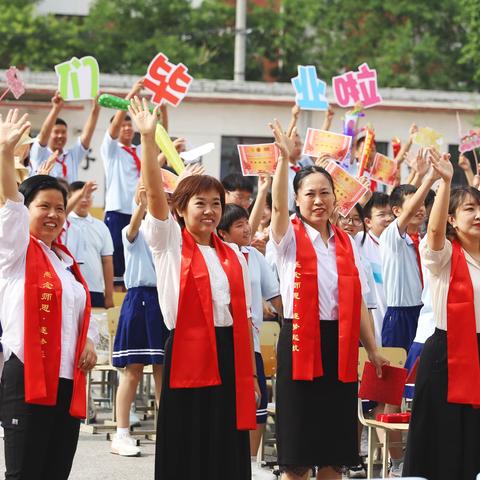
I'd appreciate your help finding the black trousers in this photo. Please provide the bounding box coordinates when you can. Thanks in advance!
[0,355,80,480]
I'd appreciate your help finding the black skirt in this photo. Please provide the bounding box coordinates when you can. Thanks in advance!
[276,320,359,469]
[155,326,250,480]
[403,329,480,480]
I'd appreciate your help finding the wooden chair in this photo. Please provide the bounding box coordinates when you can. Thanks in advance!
[90,207,105,221]
[113,291,126,307]
[357,347,408,479]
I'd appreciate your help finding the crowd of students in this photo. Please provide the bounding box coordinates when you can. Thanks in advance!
[0,79,479,480]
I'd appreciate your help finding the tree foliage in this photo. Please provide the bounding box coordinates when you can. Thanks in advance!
[0,0,476,91]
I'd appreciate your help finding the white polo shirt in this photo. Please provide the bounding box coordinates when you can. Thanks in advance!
[270,219,369,321]
[242,246,280,353]
[66,212,114,293]
[30,138,88,183]
[122,223,157,289]
[379,219,423,307]
[101,132,142,215]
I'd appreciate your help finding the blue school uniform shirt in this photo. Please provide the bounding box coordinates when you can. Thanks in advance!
[379,219,423,307]
[122,223,157,289]
[101,133,142,215]
[242,246,280,353]
[30,138,88,183]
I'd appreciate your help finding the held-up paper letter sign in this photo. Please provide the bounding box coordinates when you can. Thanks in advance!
[144,53,193,107]
[332,63,382,109]
[291,66,328,111]
[55,56,99,101]
[5,67,25,99]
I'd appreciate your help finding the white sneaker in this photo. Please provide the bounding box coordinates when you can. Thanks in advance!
[251,462,276,479]
[389,462,404,477]
[111,434,141,457]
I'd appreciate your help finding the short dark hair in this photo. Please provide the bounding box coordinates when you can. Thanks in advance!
[364,192,390,219]
[172,175,225,228]
[69,181,85,193]
[447,186,480,239]
[19,175,68,208]
[389,184,417,210]
[110,115,132,123]
[425,189,436,210]
[217,204,249,238]
[55,118,67,128]
[221,173,254,194]
[352,203,367,244]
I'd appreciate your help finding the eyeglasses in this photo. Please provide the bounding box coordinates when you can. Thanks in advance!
[339,216,363,227]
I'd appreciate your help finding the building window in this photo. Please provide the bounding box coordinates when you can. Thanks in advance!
[220,135,273,184]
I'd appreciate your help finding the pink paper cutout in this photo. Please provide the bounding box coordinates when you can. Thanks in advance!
[5,67,25,99]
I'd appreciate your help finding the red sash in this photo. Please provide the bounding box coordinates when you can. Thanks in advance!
[170,229,256,430]
[121,145,141,175]
[24,236,91,418]
[291,217,361,382]
[446,241,480,406]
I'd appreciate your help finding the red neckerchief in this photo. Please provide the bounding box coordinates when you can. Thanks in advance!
[121,145,141,175]
[170,228,256,430]
[24,237,91,418]
[446,241,480,406]
[290,164,301,173]
[56,152,67,178]
[409,232,423,288]
[291,217,361,382]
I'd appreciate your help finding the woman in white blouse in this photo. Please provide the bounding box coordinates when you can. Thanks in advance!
[126,98,260,480]
[403,151,480,480]
[269,120,386,480]
[0,110,97,480]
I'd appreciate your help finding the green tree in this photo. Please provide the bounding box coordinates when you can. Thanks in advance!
[458,0,480,86]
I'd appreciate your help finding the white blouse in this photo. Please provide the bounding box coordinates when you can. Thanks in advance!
[421,239,480,332]
[0,198,99,380]
[143,213,252,330]
[270,219,369,321]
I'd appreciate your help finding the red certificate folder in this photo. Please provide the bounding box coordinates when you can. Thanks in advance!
[359,362,408,406]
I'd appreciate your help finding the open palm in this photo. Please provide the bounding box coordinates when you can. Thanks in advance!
[0,109,30,150]
[128,96,159,135]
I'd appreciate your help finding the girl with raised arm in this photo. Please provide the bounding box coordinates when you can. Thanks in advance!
[127,97,260,480]
[403,152,480,480]
[269,120,387,480]
[0,110,98,480]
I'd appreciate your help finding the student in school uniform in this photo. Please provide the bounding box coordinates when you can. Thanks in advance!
[30,92,100,183]
[128,97,259,480]
[67,181,114,309]
[217,203,283,480]
[357,192,393,345]
[101,79,144,286]
[269,120,387,480]
[0,110,98,480]
[110,184,169,457]
[403,152,480,480]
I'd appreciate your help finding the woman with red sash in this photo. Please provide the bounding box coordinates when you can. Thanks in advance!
[269,120,387,480]
[126,98,260,480]
[0,109,98,480]
[403,153,480,480]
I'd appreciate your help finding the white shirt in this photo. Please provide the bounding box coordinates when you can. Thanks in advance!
[242,246,280,353]
[101,133,142,214]
[379,219,423,307]
[356,231,387,345]
[0,198,99,379]
[122,223,157,289]
[143,213,252,330]
[30,138,88,183]
[270,219,369,320]
[421,239,480,332]
[413,238,435,343]
[66,212,114,293]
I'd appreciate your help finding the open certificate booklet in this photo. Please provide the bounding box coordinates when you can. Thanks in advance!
[324,161,368,217]
[369,153,397,185]
[237,143,279,176]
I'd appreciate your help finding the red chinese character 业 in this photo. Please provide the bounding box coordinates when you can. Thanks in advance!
[144,53,193,107]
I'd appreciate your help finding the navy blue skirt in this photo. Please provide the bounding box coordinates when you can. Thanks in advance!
[112,287,169,367]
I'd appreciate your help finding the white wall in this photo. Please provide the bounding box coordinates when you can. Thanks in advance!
[36,0,94,16]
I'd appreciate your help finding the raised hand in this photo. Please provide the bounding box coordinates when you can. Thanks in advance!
[314,153,332,169]
[81,180,98,201]
[37,150,59,175]
[128,96,159,136]
[51,91,64,109]
[429,149,453,182]
[0,109,31,152]
[257,174,271,194]
[458,154,473,172]
[409,123,418,141]
[178,162,206,181]
[127,79,144,100]
[269,119,296,160]
[135,183,148,208]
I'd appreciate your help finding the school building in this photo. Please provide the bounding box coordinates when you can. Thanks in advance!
[1,69,479,206]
